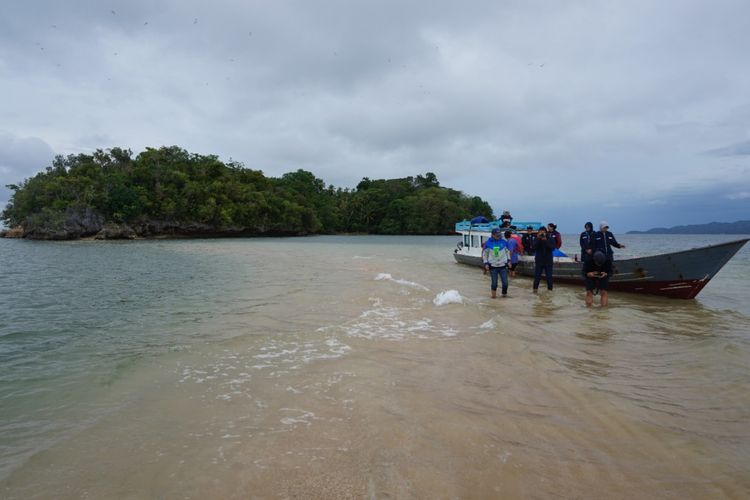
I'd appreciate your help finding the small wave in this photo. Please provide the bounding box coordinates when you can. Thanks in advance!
[433,290,463,306]
[279,408,317,426]
[374,273,429,291]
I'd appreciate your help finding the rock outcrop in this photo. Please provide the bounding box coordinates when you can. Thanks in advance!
[22,207,104,240]
[0,226,24,238]
[3,214,297,240]
[94,224,137,240]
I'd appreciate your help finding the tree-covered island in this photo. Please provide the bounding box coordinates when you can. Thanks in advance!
[1,146,493,240]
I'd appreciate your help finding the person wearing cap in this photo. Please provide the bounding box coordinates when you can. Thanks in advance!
[532,226,556,292]
[500,210,513,228]
[590,221,626,262]
[583,250,612,306]
[579,222,595,264]
[482,228,510,298]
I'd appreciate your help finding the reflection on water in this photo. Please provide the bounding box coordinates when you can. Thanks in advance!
[1,235,749,498]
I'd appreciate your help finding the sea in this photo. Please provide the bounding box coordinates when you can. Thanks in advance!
[1,234,749,499]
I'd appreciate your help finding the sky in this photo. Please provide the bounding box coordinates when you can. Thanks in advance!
[1,0,749,232]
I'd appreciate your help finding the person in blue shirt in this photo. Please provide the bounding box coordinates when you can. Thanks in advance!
[482,228,510,298]
[504,230,521,277]
[590,221,626,261]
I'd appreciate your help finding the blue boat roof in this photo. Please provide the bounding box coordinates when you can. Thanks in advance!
[455,220,542,232]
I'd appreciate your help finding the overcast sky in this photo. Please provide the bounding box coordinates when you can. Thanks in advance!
[1,0,749,231]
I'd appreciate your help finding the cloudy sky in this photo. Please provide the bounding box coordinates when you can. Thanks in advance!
[1,0,748,231]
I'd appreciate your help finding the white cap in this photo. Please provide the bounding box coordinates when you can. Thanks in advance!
[599,221,609,230]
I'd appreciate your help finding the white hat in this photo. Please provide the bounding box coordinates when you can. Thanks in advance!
[599,221,609,230]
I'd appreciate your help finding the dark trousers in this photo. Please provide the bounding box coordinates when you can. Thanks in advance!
[490,266,508,294]
[533,262,553,290]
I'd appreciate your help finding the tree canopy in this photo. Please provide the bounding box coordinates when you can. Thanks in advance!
[2,146,494,237]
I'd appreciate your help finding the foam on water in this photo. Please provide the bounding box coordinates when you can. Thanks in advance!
[177,335,353,402]
[340,297,461,341]
[479,319,496,329]
[279,408,318,427]
[433,290,464,306]
[374,273,430,291]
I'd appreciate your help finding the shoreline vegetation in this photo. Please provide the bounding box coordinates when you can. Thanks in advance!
[1,146,493,240]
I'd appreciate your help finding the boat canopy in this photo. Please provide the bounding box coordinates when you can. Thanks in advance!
[455,220,542,232]
[470,216,489,224]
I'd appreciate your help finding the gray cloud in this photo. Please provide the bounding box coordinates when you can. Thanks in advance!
[0,132,55,211]
[704,140,750,157]
[1,0,749,231]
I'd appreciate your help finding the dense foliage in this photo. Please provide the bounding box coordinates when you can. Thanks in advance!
[2,146,493,236]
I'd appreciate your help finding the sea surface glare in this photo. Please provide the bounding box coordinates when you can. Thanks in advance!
[1,234,749,498]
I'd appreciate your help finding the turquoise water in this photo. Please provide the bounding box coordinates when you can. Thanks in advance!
[1,234,749,497]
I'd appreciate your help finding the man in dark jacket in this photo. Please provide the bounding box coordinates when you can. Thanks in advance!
[521,226,536,256]
[547,223,562,249]
[579,221,594,264]
[533,226,557,292]
[590,221,626,261]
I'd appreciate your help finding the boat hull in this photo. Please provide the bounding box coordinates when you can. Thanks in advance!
[454,238,749,299]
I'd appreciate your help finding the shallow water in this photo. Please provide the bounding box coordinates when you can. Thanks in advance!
[1,234,749,498]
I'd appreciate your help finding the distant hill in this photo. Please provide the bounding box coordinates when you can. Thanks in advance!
[628,220,750,234]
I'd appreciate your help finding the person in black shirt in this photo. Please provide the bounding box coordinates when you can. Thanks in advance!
[584,250,612,306]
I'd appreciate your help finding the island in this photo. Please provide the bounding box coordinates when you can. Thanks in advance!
[627,221,750,235]
[1,146,493,240]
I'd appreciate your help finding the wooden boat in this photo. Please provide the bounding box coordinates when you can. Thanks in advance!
[453,219,749,299]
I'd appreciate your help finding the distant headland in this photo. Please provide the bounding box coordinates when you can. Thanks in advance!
[1,146,493,240]
[627,220,750,235]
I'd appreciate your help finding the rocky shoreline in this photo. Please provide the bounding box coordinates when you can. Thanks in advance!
[0,208,309,240]
[0,223,309,240]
